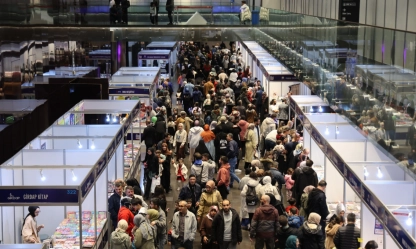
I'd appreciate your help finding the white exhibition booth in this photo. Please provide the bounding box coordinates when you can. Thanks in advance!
[146,41,178,70]
[236,40,307,98]
[138,49,175,78]
[289,95,416,249]
[0,100,142,248]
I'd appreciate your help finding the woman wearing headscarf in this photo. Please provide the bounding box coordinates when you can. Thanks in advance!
[240,172,261,227]
[111,219,132,249]
[197,180,223,224]
[22,206,43,243]
[297,212,324,249]
[200,124,216,160]
[258,176,281,201]
[244,123,257,169]
[325,215,343,249]
[299,185,315,217]
[147,209,159,223]
[133,215,156,249]
[285,235,298,249]
[144,148,159,199]
[200,206,219,249]
[160,143,172,194]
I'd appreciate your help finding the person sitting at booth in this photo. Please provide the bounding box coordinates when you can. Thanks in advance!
[22,206,44,244]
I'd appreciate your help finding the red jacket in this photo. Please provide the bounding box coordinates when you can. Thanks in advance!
[217,164,230,187]
[118,206,135,238]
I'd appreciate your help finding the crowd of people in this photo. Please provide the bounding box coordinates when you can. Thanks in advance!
[108,41,380,249]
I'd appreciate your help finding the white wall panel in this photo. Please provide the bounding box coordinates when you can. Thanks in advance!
[407,0,416,32]
[385,0,396,29]
[396,0,408,30]
[375,0,385,27]
[360,0,367,25]
[366,0,376,25]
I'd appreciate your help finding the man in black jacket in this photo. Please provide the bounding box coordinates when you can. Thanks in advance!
[165,0,174,25]
[276,216,299,249]
[142,121,157,152]
[306,180,329,238]
[108,181,123,230]
[212,199,242,249]
[334,213,361,249]
[292,159,318,207]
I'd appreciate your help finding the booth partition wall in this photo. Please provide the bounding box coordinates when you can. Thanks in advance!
[0,100,143,248]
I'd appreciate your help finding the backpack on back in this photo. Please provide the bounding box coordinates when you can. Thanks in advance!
[245,185,259,206]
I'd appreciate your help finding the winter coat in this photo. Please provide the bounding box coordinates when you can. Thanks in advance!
[191,160,216,183]
[299,193,309,217]
[118,206,135,237]
[179,183,202,203]
[333,224,361,249]
[238,175,251,191]
[292,167,318,203]
[197,190,223,218]
[285,174,295,190]
[133,224,155,249]
[297,222,324,249]
[245,129,257,163]
[174,163,188,179]
[154,207,167,237]
[238,120,249,141]
[250,204,279,239]
[276,226,299,249]
[165,0,174,11]
[217,164,231,187]
[241,179,262,214]
[171,211,197,242]
[188,126,204,149]
[111,230,132,249]
[325,223,341,249]
[211,209,243,244]
[108,191,122,227]
[173,129,188,147]
[288,215,302,229]
[307,188,329,220]
[261,117,276,137]
[142,125,157,146]
[259,176,281,201]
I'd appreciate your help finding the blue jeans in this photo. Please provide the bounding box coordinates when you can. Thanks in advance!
[228,157,240,186]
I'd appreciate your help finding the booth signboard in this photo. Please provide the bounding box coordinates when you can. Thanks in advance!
[116,129,123,145]
[384,210,416,249]
[374,219,383,235]
[269,75,298,81]
[295,105,303,123]
[95,154,107,178]
[345,167,362,197]
[326,145,345,175]
[362,185,385,221]
[0,188,79,204]
[81,170,95,198]
[109,88,150,95]
[138,54,169,60]
[310,125,326,151]
[107,140,116,159]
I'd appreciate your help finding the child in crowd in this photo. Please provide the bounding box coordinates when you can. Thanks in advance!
[186,198,197,215]
[173,158,187,191]
[288,207,303,229]
[285,168,295,200]
[285,197,299,214]
[155,150,165,177]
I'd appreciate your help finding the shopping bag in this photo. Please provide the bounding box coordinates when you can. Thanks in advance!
[151,176,161,193]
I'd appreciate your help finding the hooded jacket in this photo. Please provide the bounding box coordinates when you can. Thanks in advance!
[306,188,329,219]
[188,126,204,149]
[201,124,215,143]
[250,204,279,239]
[276,226,299,249]
[292,166,318,203]
[241,179,262,213]
[297,222,324,249]
[117,206,135,238]
[261,117,276,137]
[111,229,132,249]
[217,163,230,187]
[238,120,249,141]
[259,176,281,201]
[211,208,242,244]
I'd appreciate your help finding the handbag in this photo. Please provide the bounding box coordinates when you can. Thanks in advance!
[151,176,161,193]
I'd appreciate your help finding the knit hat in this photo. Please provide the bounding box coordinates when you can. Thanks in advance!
[147,209,159,222]
[308,212,321,225]
[117,219,128,232]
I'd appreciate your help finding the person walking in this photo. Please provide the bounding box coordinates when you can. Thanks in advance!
[170,200,197,249]
[191,152,216,189]
[211,200,243,249]
[174,123,187,160]
[200,206,219,249]
[133,215,156,249]
[297,212,324,249]
[110,219,132,249]
[249,195,279,249]
[197,180,223,224]
[217,156,231,199]
[325,215,343,249]
[245,123,258,168]
[226,133,241,188]
[291,159,318,207]
[258,176,281,201]
[179,174,202,213]
[334,213,361,249]
[165,0,174,25]
[307,180,330,237]
[188,121,204,162]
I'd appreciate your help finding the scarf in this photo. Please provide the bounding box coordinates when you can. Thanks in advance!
[206,206,219,221]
